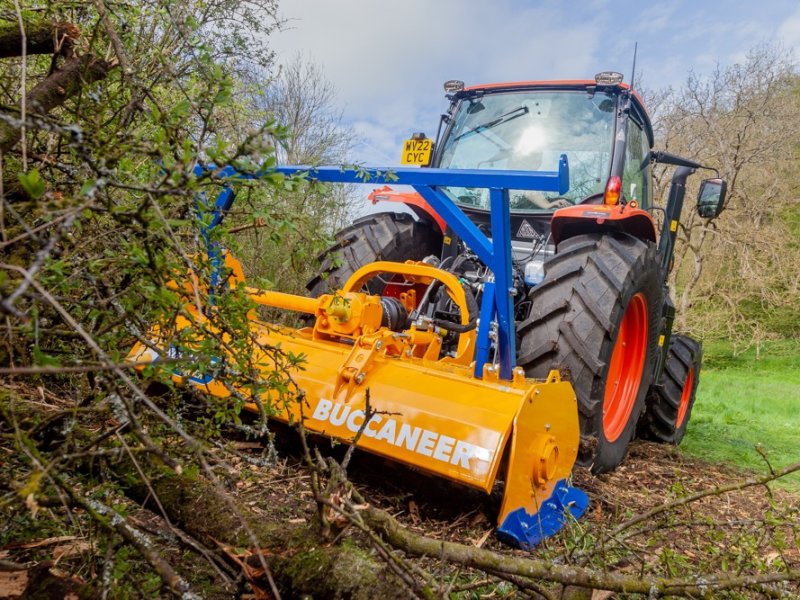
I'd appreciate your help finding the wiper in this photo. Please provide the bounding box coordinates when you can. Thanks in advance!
[453,105,529,142]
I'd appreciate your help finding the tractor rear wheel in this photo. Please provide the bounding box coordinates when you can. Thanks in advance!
[517,233,663,473]
[639,334,702,444]
[306,212,442,297]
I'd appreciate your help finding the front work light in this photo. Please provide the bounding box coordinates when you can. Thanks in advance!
[444,79,465,93]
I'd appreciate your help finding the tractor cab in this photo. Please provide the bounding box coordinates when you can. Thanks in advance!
[391,74,655,282]
[435,77,652,227]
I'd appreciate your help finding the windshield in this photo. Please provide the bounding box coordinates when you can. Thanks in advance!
[437,90,617,212]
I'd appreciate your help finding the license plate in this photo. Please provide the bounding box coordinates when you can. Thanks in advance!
[400,138,433,166]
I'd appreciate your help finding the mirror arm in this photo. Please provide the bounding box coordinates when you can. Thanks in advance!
[651,150,720,177]
[658,165,694,273]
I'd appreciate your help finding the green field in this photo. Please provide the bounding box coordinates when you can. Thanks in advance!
[680,339,800,490]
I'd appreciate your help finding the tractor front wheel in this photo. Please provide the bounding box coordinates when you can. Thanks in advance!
[517,233,663,473]
[639,334,702,444]
[306,212,442,297]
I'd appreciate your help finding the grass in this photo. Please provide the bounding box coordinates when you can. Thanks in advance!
[679,339,800,491]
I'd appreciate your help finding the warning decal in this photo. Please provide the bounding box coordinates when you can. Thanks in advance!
[516,219,538,239]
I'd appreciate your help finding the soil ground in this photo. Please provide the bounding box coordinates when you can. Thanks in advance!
[229,429,800,595]
[3,379,798,598]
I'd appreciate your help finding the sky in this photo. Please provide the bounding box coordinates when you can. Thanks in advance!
[270,0,800,167]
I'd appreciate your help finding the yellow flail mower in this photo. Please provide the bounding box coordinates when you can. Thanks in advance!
[128,159,588,548]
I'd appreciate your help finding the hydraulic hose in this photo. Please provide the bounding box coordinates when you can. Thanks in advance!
[432,281,479,333]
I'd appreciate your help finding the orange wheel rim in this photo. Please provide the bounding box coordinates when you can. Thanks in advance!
[603,293,648,442]
[676,367,694,428]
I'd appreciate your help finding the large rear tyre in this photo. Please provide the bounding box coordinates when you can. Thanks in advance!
[517,233,663,473]
[639,334,702,444]
[306,212,442,297]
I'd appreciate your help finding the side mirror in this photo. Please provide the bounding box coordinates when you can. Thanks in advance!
[697,178,727,218]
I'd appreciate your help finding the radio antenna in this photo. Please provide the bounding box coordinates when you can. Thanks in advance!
[630,42,639,90]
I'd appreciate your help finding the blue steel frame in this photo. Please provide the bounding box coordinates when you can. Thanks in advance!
[196,156,569,381]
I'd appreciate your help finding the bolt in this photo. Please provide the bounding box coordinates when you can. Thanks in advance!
[406,349,413,357]
[535,389,540,395]
[545,423,551,431]
[375,340,382,350]
[486,366,495,373]
[508,287,518,296]
[355,373,365,384]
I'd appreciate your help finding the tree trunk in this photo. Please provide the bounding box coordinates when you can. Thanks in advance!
[0,54,112,153]
[121,469,411,600]
[0,20,79,59]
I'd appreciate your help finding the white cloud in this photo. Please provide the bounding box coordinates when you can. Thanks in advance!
[269,0,800,167]
[271,0,605,164]
[778,5,800,48]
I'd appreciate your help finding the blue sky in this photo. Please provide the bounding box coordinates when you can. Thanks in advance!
[271,0,800,166]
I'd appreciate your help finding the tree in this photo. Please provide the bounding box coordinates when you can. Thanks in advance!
[650,44,800,347]
[224,56,360,294]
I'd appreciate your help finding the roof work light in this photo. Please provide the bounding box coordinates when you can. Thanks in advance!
[595,71,624,85]
[444,80,465,93]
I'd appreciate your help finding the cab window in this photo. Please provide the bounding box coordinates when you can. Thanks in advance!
[623,118,651,208]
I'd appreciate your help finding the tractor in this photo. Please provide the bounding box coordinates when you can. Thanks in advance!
[128,71,727,549]
[307,72,727,473]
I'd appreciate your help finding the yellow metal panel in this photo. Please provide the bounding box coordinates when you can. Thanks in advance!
[245,324,523,492]
[498,372,581,525]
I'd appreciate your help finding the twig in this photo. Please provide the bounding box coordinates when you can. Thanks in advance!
[340,387,376,473]
[0,360,180,375]
[0,204,89,249]
[485,569,557,600]
[92,0,131,80]
[195,457,283,600]
[78,494,200,599]
[12,0,27,169]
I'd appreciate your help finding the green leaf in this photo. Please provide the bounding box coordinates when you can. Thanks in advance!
[80,180,97,196]
[214,86,232,105]
[17,169,46,199]
[166,219,190,228]
[170,99,192,120]
[32,346,61,367]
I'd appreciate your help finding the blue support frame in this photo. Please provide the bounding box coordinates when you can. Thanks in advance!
[196,155,569,381]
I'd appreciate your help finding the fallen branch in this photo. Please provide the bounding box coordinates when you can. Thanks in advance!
[363,503,800,597]
[118,467,412,599]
